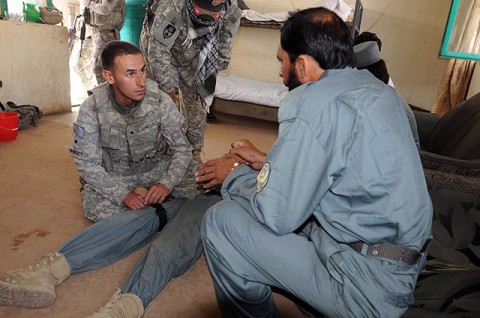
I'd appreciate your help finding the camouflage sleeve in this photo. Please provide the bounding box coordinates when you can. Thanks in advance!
[146,1,181,93]
[89,0,124,15]
[156,95,193,189]
[70,99,130,206]
[218,3,241,70]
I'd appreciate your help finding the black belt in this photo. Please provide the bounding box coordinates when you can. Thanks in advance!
[350,242,421,265]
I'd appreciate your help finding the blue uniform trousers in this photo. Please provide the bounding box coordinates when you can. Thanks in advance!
[59,193,221,306]
[202,200,424,318]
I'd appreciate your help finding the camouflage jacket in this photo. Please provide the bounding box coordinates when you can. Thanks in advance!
[71,79,193,206]
[141,0,241,93]
[88,0,126,31]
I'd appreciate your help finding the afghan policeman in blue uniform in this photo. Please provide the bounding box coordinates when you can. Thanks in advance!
[199,7,432,318]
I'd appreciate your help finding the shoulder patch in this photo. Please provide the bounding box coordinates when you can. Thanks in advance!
[153,19,180,46]
[256,162,271,193]
[73,123,85,138]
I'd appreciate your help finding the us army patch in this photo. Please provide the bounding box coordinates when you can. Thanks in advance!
[153,20,179,46]
[73,123,85,138]
[256,162,271,192]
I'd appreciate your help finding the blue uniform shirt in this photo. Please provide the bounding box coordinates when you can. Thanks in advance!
[222,68,432,253]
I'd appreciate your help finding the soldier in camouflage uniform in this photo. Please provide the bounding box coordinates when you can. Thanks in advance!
[71,36,96,91]
[140,0,242,161]
[72,40,202,222]
[0,41,222,317]
[69,5,96,93]
[85,0,126,85]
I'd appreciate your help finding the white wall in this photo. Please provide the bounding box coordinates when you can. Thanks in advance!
[0,20,71,114]
[360,0,453,108]
[3,0,478,112]
[228,0,479,110]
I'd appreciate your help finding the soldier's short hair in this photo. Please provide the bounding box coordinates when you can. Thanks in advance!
[101,41,142,70]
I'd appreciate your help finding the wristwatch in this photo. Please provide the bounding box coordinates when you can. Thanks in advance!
[231,161,241,171]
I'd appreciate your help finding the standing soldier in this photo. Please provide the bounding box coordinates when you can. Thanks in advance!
[69,2,96,94]
[84,0,126,85]
[140,0,242,163]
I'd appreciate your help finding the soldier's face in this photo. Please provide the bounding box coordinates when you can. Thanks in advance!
[103,53,147,108]
[192,1,222,21]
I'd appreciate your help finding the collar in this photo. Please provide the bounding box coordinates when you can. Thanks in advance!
[109,85,140,116]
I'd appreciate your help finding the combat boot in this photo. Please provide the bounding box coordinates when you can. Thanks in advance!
[87,289,144,318]
[0,252,71,308]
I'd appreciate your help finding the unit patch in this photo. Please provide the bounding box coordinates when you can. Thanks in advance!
[163,24,176,39]
[153,20,179,46]
[73,123,85,138]
[256,162,271,192]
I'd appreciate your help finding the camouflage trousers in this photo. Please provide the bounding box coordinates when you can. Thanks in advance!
[82,160,202,222]
[178,80,208,152]
[70,36,96,91]
[91,29,119,85]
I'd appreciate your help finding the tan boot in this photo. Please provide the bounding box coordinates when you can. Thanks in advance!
[87,289,144,318]
[0,252,71,308]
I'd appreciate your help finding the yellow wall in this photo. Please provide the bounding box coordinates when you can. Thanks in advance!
[0,20,71,114]
[228,0,479,110]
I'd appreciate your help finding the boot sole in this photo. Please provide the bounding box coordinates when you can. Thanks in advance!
[0,282,55,308]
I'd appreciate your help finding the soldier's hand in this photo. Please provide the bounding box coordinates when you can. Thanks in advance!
[123,192,147,210]
[195,156,238,189]
[145,183,171,204]
[83,0,91,7]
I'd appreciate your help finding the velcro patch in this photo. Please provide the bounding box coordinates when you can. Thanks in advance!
[256,162,271,192]
[153,19,179,46]
[73,123,85,138]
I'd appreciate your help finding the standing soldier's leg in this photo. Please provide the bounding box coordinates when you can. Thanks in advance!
[73,36,96,91]
[91,29,118,85]
[178,84,207,163]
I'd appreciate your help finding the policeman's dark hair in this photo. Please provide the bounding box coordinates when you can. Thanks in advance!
[101,40,143,71]
[280,7,355,69]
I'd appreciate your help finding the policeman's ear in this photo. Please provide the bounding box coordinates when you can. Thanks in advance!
[296,54,324,83]
[102,69,115,84]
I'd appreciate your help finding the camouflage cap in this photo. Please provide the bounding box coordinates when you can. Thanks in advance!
[192,0,226,12]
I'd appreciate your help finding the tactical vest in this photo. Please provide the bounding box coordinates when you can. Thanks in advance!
[92,80,171,174]
[88,0,126,31]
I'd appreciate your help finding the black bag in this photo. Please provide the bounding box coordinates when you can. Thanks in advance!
[0,101,42,130]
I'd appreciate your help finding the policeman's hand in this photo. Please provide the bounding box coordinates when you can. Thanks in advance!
[167,90,179,106]
[230,139,266,170]
[123,192,147,211]
[195,156,239,189]
[145,183,171,205]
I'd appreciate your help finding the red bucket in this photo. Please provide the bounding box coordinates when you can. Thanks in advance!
[0,112,20,142]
